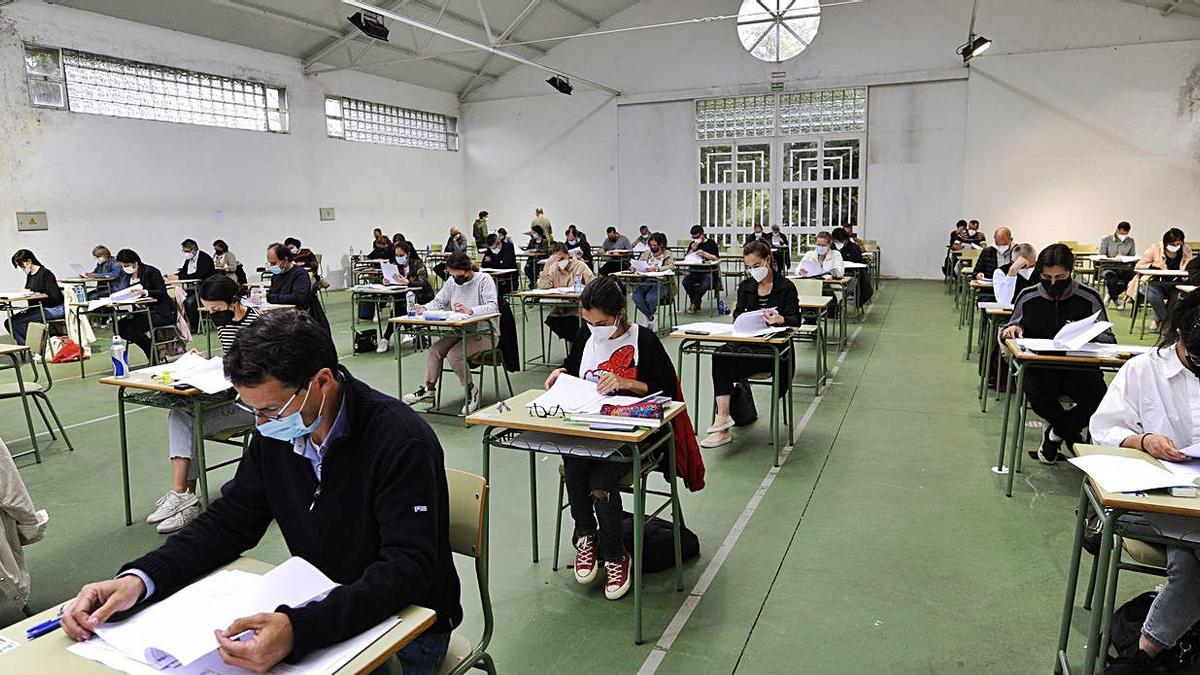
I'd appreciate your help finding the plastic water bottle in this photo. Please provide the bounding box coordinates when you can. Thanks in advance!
[249,286,262,306]
[406,290,416,317]
[111,336,129,378]
[573,273,582,294]
[717,298,729,316]
[426,243,432,257]
[73,284,87,303]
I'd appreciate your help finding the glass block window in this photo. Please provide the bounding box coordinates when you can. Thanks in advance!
[695,95,775,140]
[779,88,866,135]
[326,96,459,152]
[22,44,288,133]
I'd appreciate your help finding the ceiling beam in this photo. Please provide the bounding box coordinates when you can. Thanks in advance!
[343,0,620,95]
[459,0,543,98]
[544,0,600,26]
[195,0,493,81]
[301,0,409,68]
[405,0,547,55]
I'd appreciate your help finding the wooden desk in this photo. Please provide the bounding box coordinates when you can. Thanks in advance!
[976,306,1012,413]
[786,275,854,347]
[0,293,50,346]
[99,372,243,521]
[0,344,38,462]
[513,289,582,368]
[670,328,795,466]
[0,557,436,674]
[993,340,1142,496]
[389,313,500,418]
[66,297,157,380]
[465,389,685,645]
[1056,445,1200,675]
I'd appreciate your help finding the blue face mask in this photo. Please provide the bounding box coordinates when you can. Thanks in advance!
[267,264,284,275]
[396,255,407,267]
[815,245,830,255]
[255,381,324,442]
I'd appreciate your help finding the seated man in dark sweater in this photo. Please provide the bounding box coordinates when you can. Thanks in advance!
[266,243,312,311]
[167,238,217,332]
[1001,243,1115,464]
[60,310,461,674]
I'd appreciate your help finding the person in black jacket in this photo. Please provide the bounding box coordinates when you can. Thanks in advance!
[59,310,462,675]
[1001,244,1115,464]
[681,224,721,313]
[266,243,312,312]
[832,228,873,306]
[973,227,1014,280]
[168,238,217,332]
[480,233,517,295]
[564,224,593,267]
[6,249,65,346]
[113,249,177,362]
[701,240,803,449]
[543,276,681,601]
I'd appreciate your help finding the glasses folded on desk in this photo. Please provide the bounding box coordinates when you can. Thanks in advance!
[528,403,567,419]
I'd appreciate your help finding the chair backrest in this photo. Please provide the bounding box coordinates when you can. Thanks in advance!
[446,468,487,558]
[1058,240,1079,250]
[793,279,823,297]
[25,323,52,387]
[960,248,981,263]
[432,243,444,253]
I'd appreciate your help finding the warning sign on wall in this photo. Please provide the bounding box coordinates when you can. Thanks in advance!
[16,211,48,232]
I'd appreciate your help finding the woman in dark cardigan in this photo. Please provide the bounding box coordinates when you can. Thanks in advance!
[700,239,802,448]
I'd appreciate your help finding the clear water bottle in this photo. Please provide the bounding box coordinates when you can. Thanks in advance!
[573,273,582,294]
[249,286,262,306]
[717,298,729,315]
[406,290,416,317]
[73,284,87,303]
[426,243,432,257]
[111,336,129,378]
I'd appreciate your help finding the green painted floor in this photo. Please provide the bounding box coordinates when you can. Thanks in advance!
[0,280,1160,673]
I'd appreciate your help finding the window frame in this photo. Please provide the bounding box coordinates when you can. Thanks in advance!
[325,95,459,152]
[23,44,67,110]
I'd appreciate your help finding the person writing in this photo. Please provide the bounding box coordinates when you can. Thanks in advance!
[634,225,651,248]
[60,310,462,674]
[631,233,675,332]
[284,238,319,276]
[6,250,64,346]
[542,276,688,600]
[402,253,499,415]
[797,231,845,279]
[1133,228,1192,331]
[598,227,633,275]
[86,245,121,300]
[265,243,311,312]
[147,275,260,534]
[681,225,720,313]
[564,225,593,266]
[378,240,434,354]
[974,227,1014,280]
[1001,244,1113,463]
[537,243,595,346]
[1098,221,1136,307]
[523,224,550,288]
[480,233,518,296]
[700,240,802,448]
[112,249,177,363]
[167,239,217,333]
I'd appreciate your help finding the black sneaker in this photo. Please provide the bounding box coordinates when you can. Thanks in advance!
[1102,648,1156,675]
[1029,426,1061,465]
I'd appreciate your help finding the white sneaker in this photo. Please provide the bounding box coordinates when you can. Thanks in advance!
[146,490,199,524]
[376,338,391,353]
[156,503,200,534]
[461,385,480,415]
[403,386,434,405]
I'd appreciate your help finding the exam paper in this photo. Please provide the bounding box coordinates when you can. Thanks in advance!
[632,242,650,253]
[797,260,824,278]
[136,353,231,394]
[682,252,706,265]
[69,263,90,277]
[379,262,405,286]
[1053,310,1112,350]
[88,284,144,311]
[629,259,650,274]
[526,374,611,414]
[1067,455,1200,493]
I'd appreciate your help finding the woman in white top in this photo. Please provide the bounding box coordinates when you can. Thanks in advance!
[403,252,499,414]
[798,231,845,278]
[1089,290,1200,672]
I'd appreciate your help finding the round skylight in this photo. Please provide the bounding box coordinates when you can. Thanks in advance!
[737,0,821,63]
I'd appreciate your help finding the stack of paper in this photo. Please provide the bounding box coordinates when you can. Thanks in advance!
[69,557,399,675]
[526,374,643,414]
[379,262,405,286]
[628,260,673,276]
[523,287,577,296]
[508,430,622,458]
[676,318,784,339]
[1068,455,1200,493]
[795,260,825,278]
[88,284,144,311]
[421,310,471,321]
[682,252,708,265]
[354,284,405,293]
[137,353,231,394]
[632,242,650,253]
[1024,311,1113,350]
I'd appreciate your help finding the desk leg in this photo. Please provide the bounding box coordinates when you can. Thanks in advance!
[665,429,684,592]
[632,446,644,645]
[194,399,209,507]
[11,354,39,463]
[1005,364,1028,497]
[1081,511,1118,675]
[978,320,991,405]
[994,354,1015,475]
[76,306,87,380]
[395,324,404,399]
[461,327,470,419]
[528,451,539,563]
[771,347,781,467]
[520,299,528,370]
[1055,487,1090,673]
[118,388,132,526]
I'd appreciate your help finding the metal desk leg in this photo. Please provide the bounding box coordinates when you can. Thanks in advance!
[11,353,39,462]
[1005,364,1028,497]
[994,353,1016,475]
[1055,486,1090,673]
[965,300,976,357]
[461,326,470,418]
[771,346,781,467]
[118,387,131,526]
[665,429,684,592]
[396,324,405,399]
[194,399,209,507]
[1081,511,1118,675]
[632,445,644,645]
[978,319,991,406]
[528,450,539,563]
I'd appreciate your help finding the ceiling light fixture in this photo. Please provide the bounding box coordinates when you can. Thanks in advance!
[546,75,573,96]
[957,0,991,65]
[348,10,390,42]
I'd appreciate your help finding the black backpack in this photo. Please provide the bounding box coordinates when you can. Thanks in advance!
[621,513,700,573]
[353,329,377,354]
[1109,591,1200,671]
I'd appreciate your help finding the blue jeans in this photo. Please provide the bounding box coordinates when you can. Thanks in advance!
[392,631,451,675]
[632,284,659,320]
[1142,546,1200,649]
[6,304,64,345]
[682,272,713,308]
[1147,283,1178,321]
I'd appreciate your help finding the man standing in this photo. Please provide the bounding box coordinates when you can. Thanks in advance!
[471,211,489,249]
[532,207,553,242]
[60,310,461,674]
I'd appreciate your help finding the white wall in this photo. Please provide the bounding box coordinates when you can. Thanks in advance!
[465,0,1200,278]
[0,0,464,290]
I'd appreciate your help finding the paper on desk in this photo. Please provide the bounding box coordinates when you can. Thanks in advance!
[734,309,769,334]
[522,287,576,295]
[94,558,337,669]
[88,284,144,310]
[978,301,1014,311]
[1068,455,1200,493]
[508,430,622,458]
[629,259,650,273]
[632,241,650,253]
[69,263,90,277]
[682,252,705,265]
[136,353,231,394]
[1053,311,1112,350]
[526,374,612,414]
[675,321,733,335]
[993,269,1017,307]
[843,261,869,269]
[796,260,825,278]
[420,310,471,321]
[354,284,405,292]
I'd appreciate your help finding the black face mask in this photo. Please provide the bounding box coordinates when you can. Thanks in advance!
[210,310,234,327]
[1041,279,1070,298]
[452,274,470,285]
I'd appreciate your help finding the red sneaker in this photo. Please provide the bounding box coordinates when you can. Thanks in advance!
[573,535,598,585]
[604,552,632,600]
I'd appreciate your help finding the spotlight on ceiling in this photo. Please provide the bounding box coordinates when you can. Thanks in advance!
[348,11,389,42]
[546,75,573,96]
[958,34,991,63]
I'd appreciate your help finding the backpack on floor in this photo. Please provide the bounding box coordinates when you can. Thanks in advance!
[1109,591,1200,671]
[621,513,700,574]
[730,380,758,427]
[353,329,378,354]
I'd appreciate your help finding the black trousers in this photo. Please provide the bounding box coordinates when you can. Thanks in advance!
[117,313,175,361]
[711,350,790,398]
[1023,368,1107,442]
[545,315,580,343]
[563,457,626,562]
[598,260,623,276]
[1101,267,1136,302]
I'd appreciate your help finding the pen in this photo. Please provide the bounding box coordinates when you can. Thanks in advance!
[26,617,61,640]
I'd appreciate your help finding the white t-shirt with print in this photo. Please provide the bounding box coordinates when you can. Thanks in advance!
[579,324,640,384]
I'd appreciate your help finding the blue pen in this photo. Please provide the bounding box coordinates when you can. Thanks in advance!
[26,617,61,640]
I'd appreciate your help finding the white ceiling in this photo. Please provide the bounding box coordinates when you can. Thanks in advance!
[1117,0,1200,18]
[46,0,641,97]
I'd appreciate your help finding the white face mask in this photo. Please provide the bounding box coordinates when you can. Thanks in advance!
[122,265,136,275]
[1116,234,1128,241]
[833,242,844,250]
[1168,244,1182,253]
[557,259,569,271]
[489,246,501,255]
[589,324,616,343]
[995,244,1010,253]
[95,257,105,265]
[1018,267,1034,280]
[748,266,769,282]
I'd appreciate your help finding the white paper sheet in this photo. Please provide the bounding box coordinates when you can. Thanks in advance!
[992,269,1017,307]
[135,353,232,394]
[521,287,576,296]
[379,262,405,286]
[682,252,705,265]
[69,263,90,277]
[629,259,650,273]
[632,242,650,253]
[1052,310,1112,350]
[978,301,1014,311]
[843,261,868,269]
[797,260,824,278]
[526,374,612,414]
[1067,455,1200,493]
[420,310,472,321]
[94,558,337,669]
[353,284,406,293]
[675,321,734,335]
[734,309,769,334]
[508,430,622,458]
[88,284,144,310]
